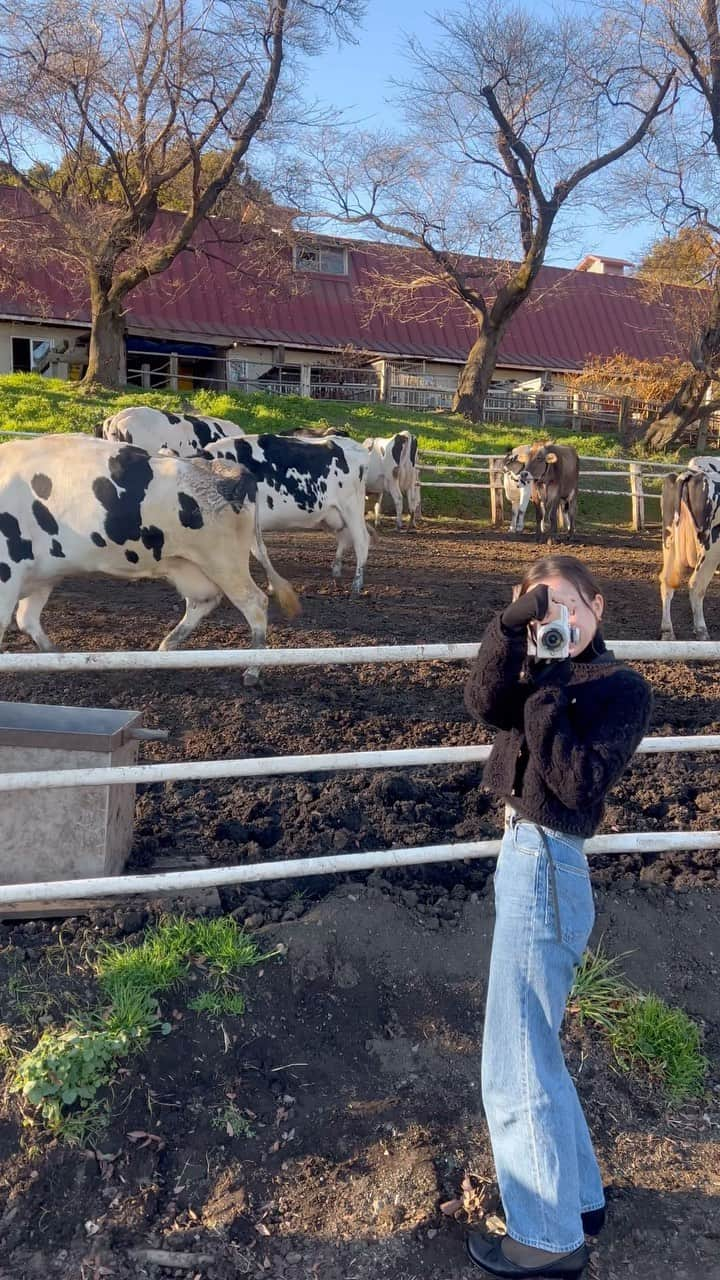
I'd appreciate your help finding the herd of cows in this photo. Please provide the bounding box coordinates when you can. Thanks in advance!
[0,405,718,665]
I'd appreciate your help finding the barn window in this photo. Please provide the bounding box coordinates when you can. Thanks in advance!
[11,337,54,374]
[294,244,348,275]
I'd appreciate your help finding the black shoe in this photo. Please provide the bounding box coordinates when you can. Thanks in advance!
[498,1197,607,1237]
[580,1205,605,1236]
[466,1234,589,1278]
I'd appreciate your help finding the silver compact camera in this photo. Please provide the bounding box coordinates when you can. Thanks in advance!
[527,604,580,660]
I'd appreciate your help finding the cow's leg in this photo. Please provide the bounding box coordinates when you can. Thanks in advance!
[565,494,577,540]
[373,493,383,529]
[160,560,223,650]
[15,584,56,651]
[407,478,421,528]
[339,509,370,594]
[0,583,19,650]
[217,579,269,686]
[659,538,677,640]
[331,527,350,581]
[534,499,544,542]
[388,478,404,530]
[687,546,719,640]
[542,496,559,542]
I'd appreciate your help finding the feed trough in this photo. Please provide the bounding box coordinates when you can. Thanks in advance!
[0,701,144,885]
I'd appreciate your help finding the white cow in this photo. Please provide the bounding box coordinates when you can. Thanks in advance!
[203,433,372,593]
[0,436,299,682]
[502,446,535,533]
[99,406,243,454]
[362,431,421,529]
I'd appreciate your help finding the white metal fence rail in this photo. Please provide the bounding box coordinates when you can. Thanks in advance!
[2,637,719,906]
[5,830,720,908]
[2,640,720,674]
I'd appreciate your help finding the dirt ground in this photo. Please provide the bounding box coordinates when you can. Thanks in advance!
[0,521,719,1278]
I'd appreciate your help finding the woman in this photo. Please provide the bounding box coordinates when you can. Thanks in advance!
[463,555,652,1279]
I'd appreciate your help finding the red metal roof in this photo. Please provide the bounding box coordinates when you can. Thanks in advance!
[0,186,688,371]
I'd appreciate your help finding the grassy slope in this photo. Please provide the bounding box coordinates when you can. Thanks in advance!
[0,373,688,525]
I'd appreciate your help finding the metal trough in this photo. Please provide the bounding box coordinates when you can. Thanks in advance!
[0,701,143,885]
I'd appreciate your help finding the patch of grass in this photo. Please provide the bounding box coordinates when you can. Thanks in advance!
[212,1103,256,1139]
[569,946,634,1030]
[610,994,710,1103]
[11,915,272,1142]
[188,988,246,1019]
[570,948,709,1104]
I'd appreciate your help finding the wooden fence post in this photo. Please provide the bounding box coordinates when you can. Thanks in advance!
[489,457,505,527]
[629,462,645,531]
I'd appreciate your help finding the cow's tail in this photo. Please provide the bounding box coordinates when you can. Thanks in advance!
[252,499,301,619]
[667,474,702,589]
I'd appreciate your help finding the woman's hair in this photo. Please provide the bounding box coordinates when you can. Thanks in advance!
[519,555,602,608]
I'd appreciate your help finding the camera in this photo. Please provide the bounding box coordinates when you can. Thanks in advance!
[527,604,580,660]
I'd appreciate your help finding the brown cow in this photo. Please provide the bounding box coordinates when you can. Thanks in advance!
[524,443,579,541]
[659,457,720,640]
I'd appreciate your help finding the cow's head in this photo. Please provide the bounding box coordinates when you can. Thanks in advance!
[525,447,557,483]
[503,446,533,485]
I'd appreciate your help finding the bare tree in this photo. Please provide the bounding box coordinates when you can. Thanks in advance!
[0,0,363,387]
[616,0,720,448]
[301,1,674,422]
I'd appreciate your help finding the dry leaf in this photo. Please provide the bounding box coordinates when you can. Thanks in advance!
[256,1222,271,1236]
[440,1198,463,1217]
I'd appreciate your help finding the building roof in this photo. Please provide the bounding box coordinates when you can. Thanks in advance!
[0,186,689,371]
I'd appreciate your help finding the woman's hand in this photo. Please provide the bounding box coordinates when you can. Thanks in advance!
[500,583,549,632]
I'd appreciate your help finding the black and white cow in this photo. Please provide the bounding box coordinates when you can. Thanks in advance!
[202,433,371,593]
[98,406,243,454]
[659,456,720,640]
[362,431,421,529]
[0,436,299,681]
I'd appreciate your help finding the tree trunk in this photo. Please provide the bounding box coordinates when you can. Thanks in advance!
[642,369,711,450]
[82,284,127,388]
[643,281,720,450]
[452,325,503,421]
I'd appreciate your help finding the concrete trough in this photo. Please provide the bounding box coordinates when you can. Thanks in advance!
[0,701,143,885]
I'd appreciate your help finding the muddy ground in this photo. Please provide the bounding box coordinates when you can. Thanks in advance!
[0,522,719,1278]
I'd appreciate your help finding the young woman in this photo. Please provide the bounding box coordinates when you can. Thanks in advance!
[463,555,652,1280]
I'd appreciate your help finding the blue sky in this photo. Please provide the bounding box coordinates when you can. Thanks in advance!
[306,0,660,269]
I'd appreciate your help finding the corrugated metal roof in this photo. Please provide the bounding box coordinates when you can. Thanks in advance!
[0,187,688,371]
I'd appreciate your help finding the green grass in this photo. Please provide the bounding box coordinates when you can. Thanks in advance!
[0,373,690,525]
[569,946,634,1031]
[609,994,710,1103]
[570,947,709,1104]
[10,915,272,1143]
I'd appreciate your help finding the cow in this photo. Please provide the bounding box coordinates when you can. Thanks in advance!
[0,436,299,684]
[98,406,243,454]
[279,426,351,439]
[502,445,537,533]
[522,443,579,541]
[200,433,372,593]
[361,431,421,529]
[659,456,720,640]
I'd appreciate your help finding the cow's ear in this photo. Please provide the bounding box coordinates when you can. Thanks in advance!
[544,450,558,463]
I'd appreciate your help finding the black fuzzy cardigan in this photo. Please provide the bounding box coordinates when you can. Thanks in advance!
[464,616,653,837]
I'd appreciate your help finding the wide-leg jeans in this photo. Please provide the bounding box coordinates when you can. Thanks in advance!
[481,815,605,1253]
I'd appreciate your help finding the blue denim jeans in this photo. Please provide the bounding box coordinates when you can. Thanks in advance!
[481,814,604,1253]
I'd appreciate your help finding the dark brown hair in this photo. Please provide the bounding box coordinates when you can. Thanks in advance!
[519,555,602,608]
